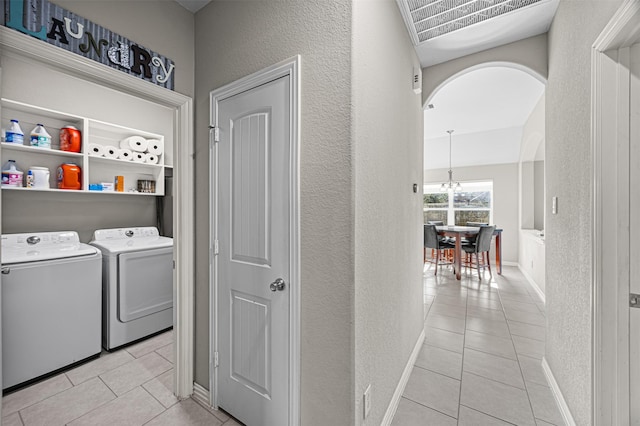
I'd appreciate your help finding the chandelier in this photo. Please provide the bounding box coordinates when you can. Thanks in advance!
[441,130,462,192]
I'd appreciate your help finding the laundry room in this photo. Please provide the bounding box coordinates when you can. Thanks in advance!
[0,0,195,400]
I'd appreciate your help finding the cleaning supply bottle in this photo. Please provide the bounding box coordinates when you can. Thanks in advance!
[5,120,24,144]
[30,124,51,149]
[26,169,34,188]
[1,160,24,187]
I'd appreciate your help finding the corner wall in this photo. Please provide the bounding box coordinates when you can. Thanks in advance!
[545,1,623,424]
[352,2,424,425]
[194,2,355,423]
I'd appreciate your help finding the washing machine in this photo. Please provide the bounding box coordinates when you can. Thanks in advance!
[90,227,173,350]
[1,231,102,390]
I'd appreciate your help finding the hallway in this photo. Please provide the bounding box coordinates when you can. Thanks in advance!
[392,266,563,425]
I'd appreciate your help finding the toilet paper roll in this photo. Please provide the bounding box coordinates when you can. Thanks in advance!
[88,143,105,157]
[132,152,146,163]
[118,148,133,161]
[104,145,119,159]
[144,153,159,165]
[146,139,164,156]
[120,136,148,152]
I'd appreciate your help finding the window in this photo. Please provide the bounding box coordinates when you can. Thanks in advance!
[423,181,493,225]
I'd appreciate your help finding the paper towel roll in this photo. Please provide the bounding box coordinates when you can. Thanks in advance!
[121,136,148,152]
[144,153,159,165]
[132,152,146,163]
[146,139,164,156]
[104,145,119,159]
[118,148,132,161]
[88,143,105,157]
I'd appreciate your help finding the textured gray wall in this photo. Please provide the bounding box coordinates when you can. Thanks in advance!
[194,2,354,423]
[545,1,623,424]
[54,0,195,97]
[352,2,424,425]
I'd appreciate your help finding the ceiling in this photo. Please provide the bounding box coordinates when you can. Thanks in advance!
[423,66,544,170]
[396,0,559,67]
[175,0,210,13]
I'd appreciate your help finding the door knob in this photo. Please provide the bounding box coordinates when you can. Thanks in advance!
[269,278,286,292]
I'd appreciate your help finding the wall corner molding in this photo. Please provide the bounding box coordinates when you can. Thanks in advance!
[381,329,425,425]
[542,357,577,426]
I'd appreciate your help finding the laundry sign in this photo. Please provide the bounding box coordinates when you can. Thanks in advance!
[2,0,175,90]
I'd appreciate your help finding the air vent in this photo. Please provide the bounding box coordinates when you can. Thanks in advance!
[399,0,544,43]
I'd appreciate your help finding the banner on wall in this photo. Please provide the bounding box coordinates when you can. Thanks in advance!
[2,0,176,90]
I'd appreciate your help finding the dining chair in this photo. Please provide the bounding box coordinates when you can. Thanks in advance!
[424,224,454,275]
[462,225,495,279]
[454,222,489,263]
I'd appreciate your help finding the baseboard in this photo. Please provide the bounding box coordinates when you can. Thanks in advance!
[381,328,425,426]
[503,261,518,267]
[517,264,546,304]
[542,357,576,426]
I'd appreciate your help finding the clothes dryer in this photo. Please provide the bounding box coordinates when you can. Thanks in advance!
[90,227,173,350]
[1,231,102,390]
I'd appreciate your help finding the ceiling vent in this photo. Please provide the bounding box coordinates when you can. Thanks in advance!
[399,0,545,44]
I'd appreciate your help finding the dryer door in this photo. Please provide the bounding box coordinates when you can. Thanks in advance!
[117,247,173,322]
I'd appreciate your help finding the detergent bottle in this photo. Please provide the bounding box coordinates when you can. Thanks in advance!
[1,160,24,187]
[30,124,51,149]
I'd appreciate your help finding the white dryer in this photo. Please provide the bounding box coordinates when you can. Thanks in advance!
[1,231,102,390]
[90,227,173,350]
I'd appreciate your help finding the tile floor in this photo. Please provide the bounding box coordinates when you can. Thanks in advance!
[2,331,241,426]
[392,264,564,426]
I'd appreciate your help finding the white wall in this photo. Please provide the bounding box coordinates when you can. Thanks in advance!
[352,1,424,425]
[545,1,624,424]
[194,2,355,422]
[424,163,519,264]
[519,230,545,296]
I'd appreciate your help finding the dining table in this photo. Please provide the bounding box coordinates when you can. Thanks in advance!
[436,225,503,280]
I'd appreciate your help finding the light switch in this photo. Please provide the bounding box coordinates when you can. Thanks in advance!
[552,196,558,215]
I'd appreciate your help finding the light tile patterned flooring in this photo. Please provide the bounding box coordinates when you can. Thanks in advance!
[392,264,564,426]
[2,331,240,426]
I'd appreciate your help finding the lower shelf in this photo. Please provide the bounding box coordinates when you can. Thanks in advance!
[1,186,162,196]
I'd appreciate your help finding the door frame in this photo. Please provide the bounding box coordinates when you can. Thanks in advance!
[209,56,301,424]
[0,26,195,401]
[592,1,640,424]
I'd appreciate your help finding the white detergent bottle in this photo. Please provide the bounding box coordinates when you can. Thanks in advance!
[5,120,24,144]
[1,160,23,187]
[30,124,51,149]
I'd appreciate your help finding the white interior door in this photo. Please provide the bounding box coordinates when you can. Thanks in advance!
[212,75,291,426]
[630,41,640,425]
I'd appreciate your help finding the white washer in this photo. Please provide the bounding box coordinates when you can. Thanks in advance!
[90,227,173,350]
[1,231,102,390]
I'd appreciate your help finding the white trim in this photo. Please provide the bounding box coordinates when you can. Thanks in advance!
[542,357,576,426]
[192,382,211,408]
[517,264,545,304]
[591,1,640,424]
[381,329,426,426]
[191,382,236,423]
[209,56,301,425]
[0,26,195,400]
[502,260,518,267]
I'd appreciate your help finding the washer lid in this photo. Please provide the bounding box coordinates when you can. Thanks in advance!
[1,231,98,264]
[90,227,173,254]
